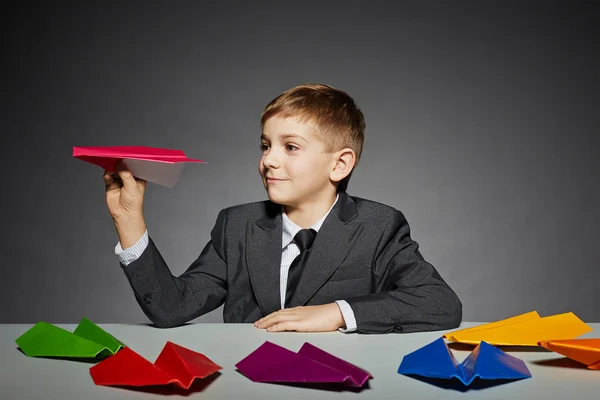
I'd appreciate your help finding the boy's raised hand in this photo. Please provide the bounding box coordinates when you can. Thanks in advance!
[104,161,147,248]
[254,303,345,332]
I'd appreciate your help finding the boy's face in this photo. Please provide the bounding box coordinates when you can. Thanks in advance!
[259,116,336,206]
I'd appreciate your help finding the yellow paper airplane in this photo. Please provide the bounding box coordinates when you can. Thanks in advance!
[443,311,592,346]
[539,339,600,370]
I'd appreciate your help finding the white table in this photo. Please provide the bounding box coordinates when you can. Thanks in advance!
[1,323,599,399]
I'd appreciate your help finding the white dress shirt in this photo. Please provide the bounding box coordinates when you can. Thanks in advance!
[115,194,357,332]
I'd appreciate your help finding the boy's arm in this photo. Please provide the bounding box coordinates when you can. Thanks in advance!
[335,300,357,332]
[115,230,149,265]
[120,209,229,328]
[344,210,462,334]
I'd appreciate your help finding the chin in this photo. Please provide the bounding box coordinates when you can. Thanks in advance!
[266,190,294,206]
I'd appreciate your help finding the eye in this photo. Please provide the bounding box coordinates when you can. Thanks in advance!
[286,144,299,152]
[260,143,270,152]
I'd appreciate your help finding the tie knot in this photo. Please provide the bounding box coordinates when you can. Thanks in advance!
[293,228,317,251]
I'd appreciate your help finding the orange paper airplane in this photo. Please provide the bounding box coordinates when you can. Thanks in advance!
[443,311,592,346]
[539,339,600,370]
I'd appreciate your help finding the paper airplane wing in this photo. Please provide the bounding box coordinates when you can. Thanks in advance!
[72,317,124,354]
[90,342,222,389]
[73,146,204,163]
[463,341,532,384]
[398,337,462,380]
[16,321,121,359]
[73,146,205,188]
[539,339,600,370]
[444,311,540,340]
[235,341,360,385]
[154,342,223,386]
[297,343,372,387]
[444,312,591,346]
[398,338,531,387]
[90,347,173,387]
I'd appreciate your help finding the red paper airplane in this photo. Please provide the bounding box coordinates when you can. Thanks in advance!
[89,341,222,389]
[73,146,205,188]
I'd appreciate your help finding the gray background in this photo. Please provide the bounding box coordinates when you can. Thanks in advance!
[1,0,598,324]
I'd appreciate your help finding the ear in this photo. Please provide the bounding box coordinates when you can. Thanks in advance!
[329,148,356,184]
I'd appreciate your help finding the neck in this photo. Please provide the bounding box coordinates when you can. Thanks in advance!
[284,192,338,228]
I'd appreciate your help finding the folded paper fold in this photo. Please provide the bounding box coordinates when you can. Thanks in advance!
[443,311,592,346]
[398,338,531,386]
[235,341,372,387]
[89,341,222,389]
[539,339,600,370]
[16,317,124,359]
[73,145,205,187]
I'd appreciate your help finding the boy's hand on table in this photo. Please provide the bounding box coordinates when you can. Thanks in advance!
[254,303,345,332]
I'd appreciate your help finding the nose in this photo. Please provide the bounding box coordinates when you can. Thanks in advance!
[262,147,280,170]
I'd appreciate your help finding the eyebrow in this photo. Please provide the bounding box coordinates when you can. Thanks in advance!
[261,133,309,144]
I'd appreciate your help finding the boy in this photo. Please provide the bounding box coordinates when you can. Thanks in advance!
[104,84,462,334]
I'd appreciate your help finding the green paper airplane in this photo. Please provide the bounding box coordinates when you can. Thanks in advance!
[16,317,125,359]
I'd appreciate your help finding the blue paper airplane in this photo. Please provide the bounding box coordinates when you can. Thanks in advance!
[398,338,531,387]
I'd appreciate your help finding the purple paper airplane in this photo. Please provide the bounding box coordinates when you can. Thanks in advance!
[236,341,372,387]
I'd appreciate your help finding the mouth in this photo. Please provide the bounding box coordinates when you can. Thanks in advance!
[265,177,287,184]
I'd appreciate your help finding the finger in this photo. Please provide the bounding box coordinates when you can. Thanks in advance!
[260,313,300,329]
[258,307,298,325]
[103,170,121,181]
[136,178,147,194]
[267,320,300,332]
[104,173,122,191]
[254,310,281,327]
[255,309,292,327]
[256,313,283,328]
[103,172,114,185]
[115,164,138,192]
[254,316,271,328]
[115,160,128,172]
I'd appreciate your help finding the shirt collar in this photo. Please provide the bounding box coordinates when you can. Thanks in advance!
[281,194,339,249]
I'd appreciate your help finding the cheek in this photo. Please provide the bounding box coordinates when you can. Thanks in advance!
[290,157,327,182]
[284,158,304,177]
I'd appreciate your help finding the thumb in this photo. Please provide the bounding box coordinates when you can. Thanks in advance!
[116,161,138,192]
[137,178,147,194]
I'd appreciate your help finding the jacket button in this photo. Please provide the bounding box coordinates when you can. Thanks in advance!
[143,294,152,304]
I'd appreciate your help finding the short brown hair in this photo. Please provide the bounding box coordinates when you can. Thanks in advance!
[261,83,365,192]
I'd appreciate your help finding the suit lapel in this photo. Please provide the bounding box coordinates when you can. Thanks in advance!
[287,192,364,307]
[245,202,283,316]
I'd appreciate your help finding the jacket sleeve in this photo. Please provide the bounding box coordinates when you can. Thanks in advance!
[120,209,229,328]
[344,210,462,334]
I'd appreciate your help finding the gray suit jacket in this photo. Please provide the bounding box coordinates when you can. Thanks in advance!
[121,191,462,334]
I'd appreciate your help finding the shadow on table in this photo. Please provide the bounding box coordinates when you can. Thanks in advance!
[234,370,371,393]
[109,372,221,396]
[531,357,588,369]
[402,375,528,392]
[15,347,100,364]
[271,381,371,393]
[446,342,549,353]
[130,322,195,328]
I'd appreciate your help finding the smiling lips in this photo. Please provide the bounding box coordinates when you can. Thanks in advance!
[266,177,287,184]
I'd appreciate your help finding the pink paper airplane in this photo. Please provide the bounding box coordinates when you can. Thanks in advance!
[73,146,205,188]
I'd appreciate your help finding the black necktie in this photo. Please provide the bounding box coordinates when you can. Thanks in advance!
[285,228,317,307]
